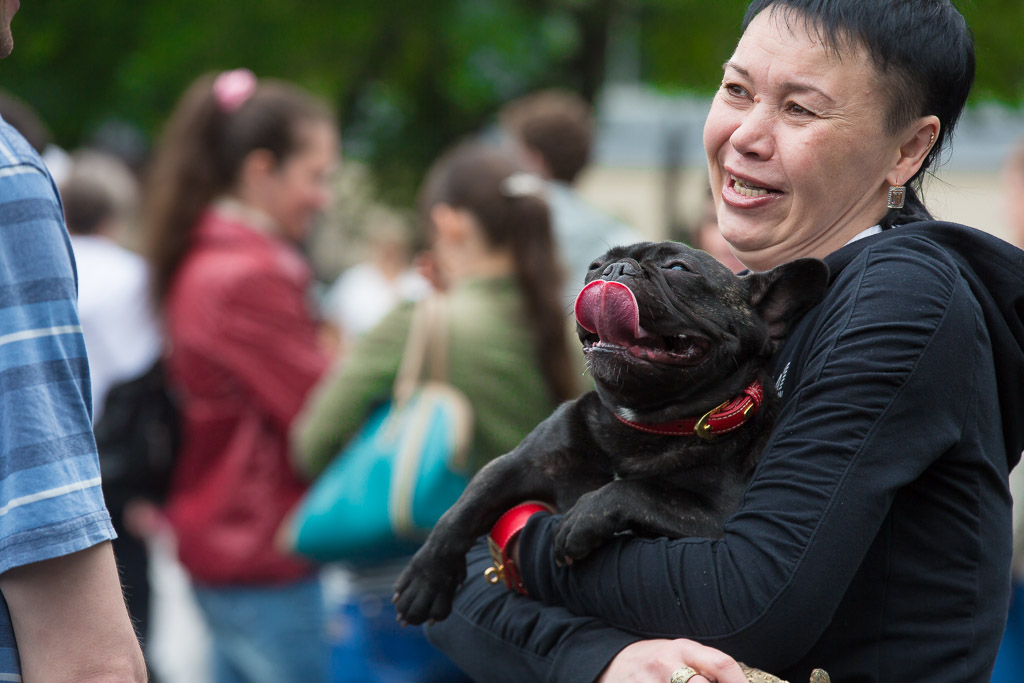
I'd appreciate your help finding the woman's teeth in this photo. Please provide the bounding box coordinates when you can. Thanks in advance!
[732,175,771,197]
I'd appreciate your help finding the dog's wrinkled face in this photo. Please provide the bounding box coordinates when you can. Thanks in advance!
[575,241,827,417]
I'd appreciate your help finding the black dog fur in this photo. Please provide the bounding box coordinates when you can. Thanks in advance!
[393,241,829,626]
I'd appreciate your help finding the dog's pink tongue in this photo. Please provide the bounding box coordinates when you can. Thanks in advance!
[574,280,649,345]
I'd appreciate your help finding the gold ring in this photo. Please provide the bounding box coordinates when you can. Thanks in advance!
[670,667,700,683]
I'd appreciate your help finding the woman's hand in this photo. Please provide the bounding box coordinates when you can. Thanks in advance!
[599,639,748,683]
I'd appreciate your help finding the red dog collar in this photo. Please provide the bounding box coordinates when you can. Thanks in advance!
[614,381,764,440]
[484,501,554,595]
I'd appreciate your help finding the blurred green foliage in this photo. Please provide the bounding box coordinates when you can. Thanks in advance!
[2,0,1020,205]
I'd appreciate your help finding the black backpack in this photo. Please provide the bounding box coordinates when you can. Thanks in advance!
[94,358,181,510]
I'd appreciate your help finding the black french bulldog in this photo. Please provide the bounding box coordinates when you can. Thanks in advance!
[393,241,829,626]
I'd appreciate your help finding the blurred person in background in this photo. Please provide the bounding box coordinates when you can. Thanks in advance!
[61,155,164,677]
[292,141,583,682]
[499,89,644,304]
[0,1,147,680]
[320,214,431,354]
[62,154,160,424]
[143,68,337,683]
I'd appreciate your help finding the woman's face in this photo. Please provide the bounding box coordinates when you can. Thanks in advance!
[703,10,902,271]
[261,119,338,243]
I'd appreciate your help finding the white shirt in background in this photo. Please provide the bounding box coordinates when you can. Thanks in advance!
[70,235,162,422]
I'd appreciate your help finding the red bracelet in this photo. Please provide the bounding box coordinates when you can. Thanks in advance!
[483,501,554,595]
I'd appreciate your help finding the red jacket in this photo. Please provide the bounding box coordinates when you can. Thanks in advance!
[165,205,329,584]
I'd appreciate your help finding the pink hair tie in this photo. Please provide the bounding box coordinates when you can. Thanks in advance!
[213,68,257,113]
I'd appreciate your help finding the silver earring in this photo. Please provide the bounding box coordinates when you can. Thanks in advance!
[887,185,906,210]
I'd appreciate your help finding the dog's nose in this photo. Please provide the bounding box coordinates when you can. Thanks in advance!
[602,259,641,279]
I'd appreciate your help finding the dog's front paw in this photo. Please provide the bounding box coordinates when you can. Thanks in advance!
[553,489,619,563]
[392,551,466,626]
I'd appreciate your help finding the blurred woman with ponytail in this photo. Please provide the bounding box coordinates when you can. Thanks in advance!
[144,69,336,683]
[292,140,582,680]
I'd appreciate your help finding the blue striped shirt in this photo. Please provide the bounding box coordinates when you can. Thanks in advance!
[0,118,115,679]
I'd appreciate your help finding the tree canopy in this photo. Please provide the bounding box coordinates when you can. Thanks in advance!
[3,1,1020,205]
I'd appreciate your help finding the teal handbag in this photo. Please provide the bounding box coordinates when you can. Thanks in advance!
[285,296,473,566]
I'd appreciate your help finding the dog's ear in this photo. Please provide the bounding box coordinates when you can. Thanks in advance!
[744,258,830,345]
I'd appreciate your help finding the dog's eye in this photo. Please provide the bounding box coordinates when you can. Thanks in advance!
[588,260,604,271]
[664,262,691,272]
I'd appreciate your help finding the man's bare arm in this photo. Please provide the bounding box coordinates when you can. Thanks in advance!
[0,541,147,682]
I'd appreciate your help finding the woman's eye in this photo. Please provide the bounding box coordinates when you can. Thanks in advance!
[787,102,814,116]
[723,83,749,98]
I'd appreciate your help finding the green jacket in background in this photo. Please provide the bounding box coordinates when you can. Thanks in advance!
[292,275,585,478]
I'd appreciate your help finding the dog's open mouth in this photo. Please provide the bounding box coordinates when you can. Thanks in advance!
[574,280,709,366]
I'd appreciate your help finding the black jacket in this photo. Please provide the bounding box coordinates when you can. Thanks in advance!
[427,221,1024,683]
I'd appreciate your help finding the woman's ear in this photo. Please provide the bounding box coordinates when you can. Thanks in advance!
[238,148,277,191]
[887,115,940,186]
[429,204,472,245]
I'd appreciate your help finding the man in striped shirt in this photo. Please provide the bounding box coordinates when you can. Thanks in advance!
[0,1,146,680]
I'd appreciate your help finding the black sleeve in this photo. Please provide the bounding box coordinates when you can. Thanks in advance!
[425,540,642,683]
[516,238,983,671]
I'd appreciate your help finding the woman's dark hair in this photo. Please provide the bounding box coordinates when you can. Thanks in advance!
[143,72,333,302]
[419,141,577,404]
[741,0,975,229]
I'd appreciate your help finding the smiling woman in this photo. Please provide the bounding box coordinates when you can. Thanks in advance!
[422,2,1024,683]
[704,9,938,272]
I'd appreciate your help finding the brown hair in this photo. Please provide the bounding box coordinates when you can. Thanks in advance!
[419,141,577,403]
[143,72,334,302]
[499,89,593,184]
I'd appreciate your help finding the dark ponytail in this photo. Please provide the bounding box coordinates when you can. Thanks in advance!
[502,183,579,403]
[143,70,333,303]
[419,142,578,404]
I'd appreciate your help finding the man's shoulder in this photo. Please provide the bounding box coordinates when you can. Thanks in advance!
[0,119,60,221]
[0,117,47,172]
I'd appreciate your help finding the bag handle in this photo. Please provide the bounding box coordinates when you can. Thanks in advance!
[424,295,449,382]
[393,295,449,405]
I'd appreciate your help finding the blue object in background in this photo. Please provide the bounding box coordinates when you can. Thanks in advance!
[329,590,472,683]
[992,581,1024,682]
[290,389,471,568]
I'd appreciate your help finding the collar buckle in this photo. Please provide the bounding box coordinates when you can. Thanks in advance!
[694,400,731,441]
